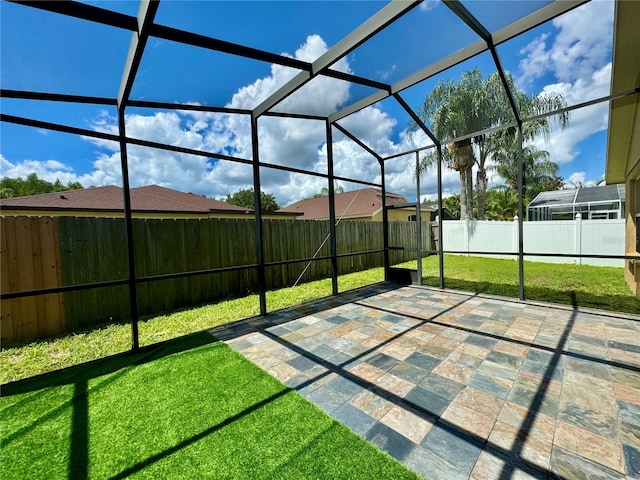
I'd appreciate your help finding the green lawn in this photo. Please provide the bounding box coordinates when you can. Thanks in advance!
[2,255,638,384]
[1,255,637,477]
[0,268,384,384]
[409,255,640,315]
[0,333,418,480]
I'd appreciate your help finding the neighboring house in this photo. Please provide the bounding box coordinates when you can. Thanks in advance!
[526,185,626,221]
[606,0,640,299]
[0,185,296,220]
[277,187,436,222]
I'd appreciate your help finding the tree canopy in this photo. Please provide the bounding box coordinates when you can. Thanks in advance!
[225,188,280,212]
[491,145,563,202]
[0,173,83,198]
[417,67,569,219]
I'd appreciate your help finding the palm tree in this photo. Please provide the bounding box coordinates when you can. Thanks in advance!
[491,145,559,200]
[484,187,519,221]
[418,68,498,219]
[418,67,569,219]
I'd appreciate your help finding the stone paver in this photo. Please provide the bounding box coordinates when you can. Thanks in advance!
[214,283,640,479]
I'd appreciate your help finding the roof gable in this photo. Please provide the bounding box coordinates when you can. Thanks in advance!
[278,188,408,220]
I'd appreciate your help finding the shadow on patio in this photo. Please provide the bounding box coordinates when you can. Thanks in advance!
[216,282,640,479]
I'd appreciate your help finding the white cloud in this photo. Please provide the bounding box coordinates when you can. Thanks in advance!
[10,24,569,207]
[419,0,440,12]
[518,33,551,85]
[518,0,614,87]
[516,0,613,177]
[566,170,603,188]
[0,154,98,186]
[2,35,360,204]
[547,0,613,83]
[567,171,586,186]
[529,62,611,165]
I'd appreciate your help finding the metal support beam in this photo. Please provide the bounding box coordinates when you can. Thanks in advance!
[415,152,423,286]
[253,0,421,118]
[490,47,521,122]
[330,0,586,124]
[0,113,120,142]
[381,159,390,281]
[437,145,444,289]
[115,0,159,350]
[0,89,117,106]
[333,122,383,161]
[444,0,521,122]
[322,69,391,92]
[517,127,525,300]
[117,110,140,350]
[326,122,339,296]
[251,116,268,315]
[383,144,435,162]
[10,0,137,30]
[443,0,491,40]
[128,99,251,115]
[149,23,310,72]
[118,0,159,109]
[146,31,387,101]
[262,111,327,121]
[393,93,440,147]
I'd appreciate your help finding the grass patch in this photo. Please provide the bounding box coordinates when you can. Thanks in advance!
[406,255,640,315]
[0,268,383,384]
[1,333,418,479]
[2,256,637,384]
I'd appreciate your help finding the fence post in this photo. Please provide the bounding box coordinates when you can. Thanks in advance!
[575,213,582,265]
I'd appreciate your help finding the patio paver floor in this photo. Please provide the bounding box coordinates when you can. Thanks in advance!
[212,283,640,479]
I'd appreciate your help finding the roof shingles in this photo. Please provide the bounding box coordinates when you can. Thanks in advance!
[0,185,250,214]
[277,188,408,220]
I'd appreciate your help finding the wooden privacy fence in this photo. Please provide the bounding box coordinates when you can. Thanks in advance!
[1,216,65,345]
[1,216,431,345]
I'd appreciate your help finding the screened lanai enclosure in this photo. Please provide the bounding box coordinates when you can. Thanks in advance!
[2,0,639,350]
[3,2,640,479]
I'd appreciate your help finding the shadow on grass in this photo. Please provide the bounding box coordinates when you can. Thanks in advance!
[421,276,640,316]
[1,332,224,480]
[1,331,219,396]
[1,331,220,461]
[1,331,318,480]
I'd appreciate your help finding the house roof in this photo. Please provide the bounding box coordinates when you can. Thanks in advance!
[278,188,423,220]
[0,185,251,214]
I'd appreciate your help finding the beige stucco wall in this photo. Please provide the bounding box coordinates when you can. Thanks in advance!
[372,208,433,222]
[624,172,640,298]
[621,86,640,299]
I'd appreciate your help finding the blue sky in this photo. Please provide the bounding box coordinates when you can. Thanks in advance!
[1,0,615,205]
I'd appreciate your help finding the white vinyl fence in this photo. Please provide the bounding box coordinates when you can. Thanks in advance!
[440,216,625,267]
